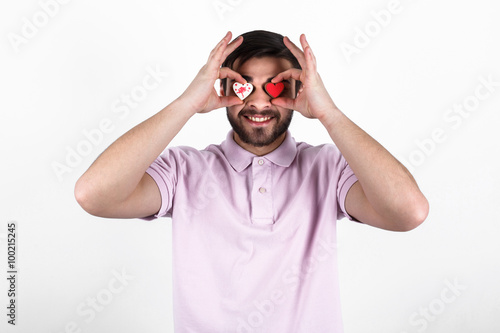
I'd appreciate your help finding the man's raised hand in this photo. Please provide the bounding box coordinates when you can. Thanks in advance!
[271,34,338,121]
[178,31,247,114]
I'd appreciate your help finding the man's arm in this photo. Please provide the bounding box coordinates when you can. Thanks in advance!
[74,100,191,218]
[271,34,428,231]
[74,31,246,218]
[319,109,429,231]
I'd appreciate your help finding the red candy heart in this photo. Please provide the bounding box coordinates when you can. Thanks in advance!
[264,82,285,98]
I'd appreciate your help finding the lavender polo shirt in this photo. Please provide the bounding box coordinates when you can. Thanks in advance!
[144,130,359,333]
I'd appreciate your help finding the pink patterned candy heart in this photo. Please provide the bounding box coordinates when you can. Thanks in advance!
[233,82,253,100]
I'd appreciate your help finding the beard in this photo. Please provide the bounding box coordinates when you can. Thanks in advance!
[226,107,293,147]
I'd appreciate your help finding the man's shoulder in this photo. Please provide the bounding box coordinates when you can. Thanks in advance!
[158,143,224,162]
[291,141,348,178]
[295,140,343,159]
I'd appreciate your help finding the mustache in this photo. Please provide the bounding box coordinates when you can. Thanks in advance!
[238,109,280,118]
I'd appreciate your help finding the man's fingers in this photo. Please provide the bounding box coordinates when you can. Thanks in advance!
[299,34,310,52]
[283,36,306,69]
[284,34,317,74]
[306,47,317,73]
[208,31,230,57]
[300,34,317,73]
[207,31,233,68]
[222,35,243,62]
[219,67,246,84]
[272,68,302,83]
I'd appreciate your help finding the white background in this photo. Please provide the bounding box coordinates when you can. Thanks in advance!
[1,0,499,332]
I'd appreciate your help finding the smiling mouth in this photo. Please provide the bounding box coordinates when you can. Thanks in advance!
[244,115,273,123]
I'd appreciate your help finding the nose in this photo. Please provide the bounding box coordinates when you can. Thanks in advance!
[246,85,273,111]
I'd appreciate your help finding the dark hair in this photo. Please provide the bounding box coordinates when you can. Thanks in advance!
[221,30,302,95]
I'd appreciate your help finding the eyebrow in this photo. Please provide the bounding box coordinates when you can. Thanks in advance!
[240,75,290,83]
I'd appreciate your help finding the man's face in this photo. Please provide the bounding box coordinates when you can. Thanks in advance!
[223,56,296,148]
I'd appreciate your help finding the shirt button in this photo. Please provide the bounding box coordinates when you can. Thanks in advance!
[258,159,264,165]
[259,187,266,193]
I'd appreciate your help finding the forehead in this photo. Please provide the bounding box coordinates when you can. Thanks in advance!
[233,57,293,79]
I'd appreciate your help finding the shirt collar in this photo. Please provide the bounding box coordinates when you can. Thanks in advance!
[220,129,297,172]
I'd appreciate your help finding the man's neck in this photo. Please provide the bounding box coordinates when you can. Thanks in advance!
[233,132,287,156]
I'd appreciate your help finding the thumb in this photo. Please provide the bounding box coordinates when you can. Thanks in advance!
[271,97,295,110]
[219,96,244,108]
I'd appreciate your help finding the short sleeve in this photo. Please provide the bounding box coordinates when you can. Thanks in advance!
[336,158,359,221]
[140,149,180,220]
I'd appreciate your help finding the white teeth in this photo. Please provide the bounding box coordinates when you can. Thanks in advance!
[248,116,271,122]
